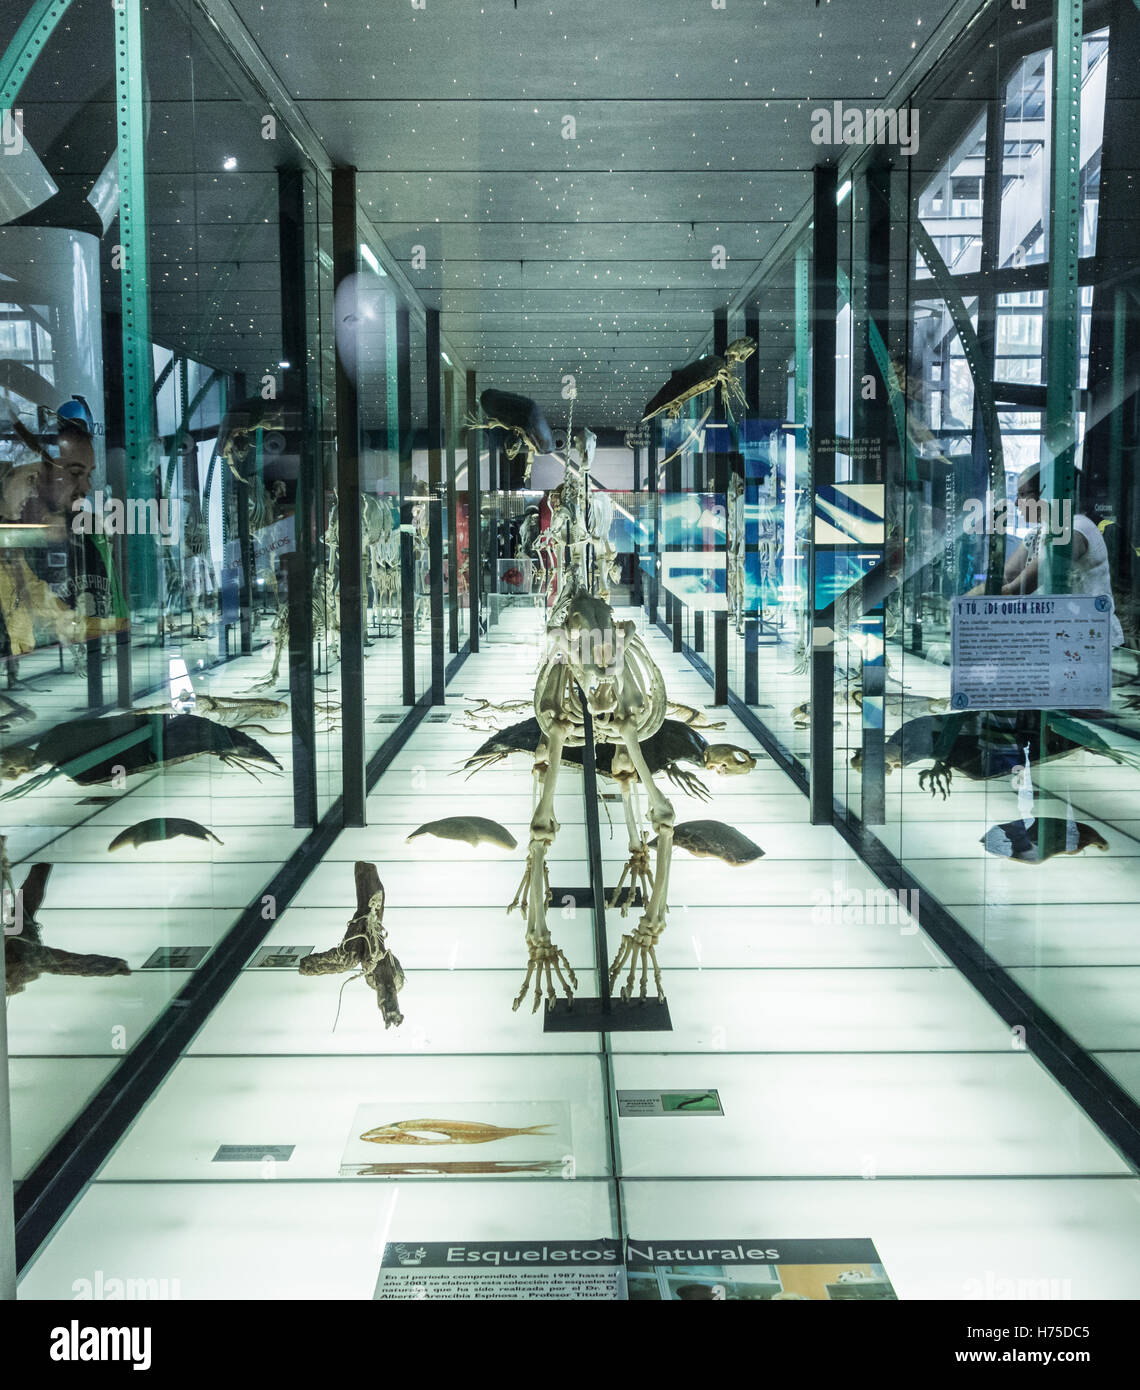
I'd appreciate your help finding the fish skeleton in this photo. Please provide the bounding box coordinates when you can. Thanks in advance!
[108,818,223,851]
[360,1118,554,1145]
[406,816,518,850]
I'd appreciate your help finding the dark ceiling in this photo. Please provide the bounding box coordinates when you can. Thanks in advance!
[2,0,971,432]
[228,0,967,426]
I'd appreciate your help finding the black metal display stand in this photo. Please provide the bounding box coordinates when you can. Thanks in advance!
[544,696,672,1033]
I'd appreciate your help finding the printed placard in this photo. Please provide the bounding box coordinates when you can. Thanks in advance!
[951,595,1112,710]
[247,946,315,969]
[374,1240,624,1300]
[617,1090,723,1116]
[626,1238,897,1301]
[140,946,208,970]
[213,1144,295,1163]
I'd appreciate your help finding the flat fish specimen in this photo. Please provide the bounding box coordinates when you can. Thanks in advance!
[980,817,1109,864]
[360,1119,555,1146]
[357,1160,562,1176]
[651,820,765,866]
[108,818,223,851]
[406,816,517,850]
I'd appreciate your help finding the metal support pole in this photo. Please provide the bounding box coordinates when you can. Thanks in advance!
[810,164,838,826]
[712,307,729,703]
[466,370,480,650]
[487,433,499,627]
[631,444,643,606]
[115,0,153,687]
[743,305,760,705]
[426,311,445,700]
[281,168,319,827]
[857,166,893,825]
[331,167,364,823]
[669,453,682,653]
[444,367,459,653]
[397,307,415,703]
[1041,0,1084,595]
[648,418,659,624]
[228,371,253,655]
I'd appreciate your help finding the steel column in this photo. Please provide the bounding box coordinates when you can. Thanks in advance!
[712,307,729,703]
[1041,0,1085,595]
[810,165,838,825]
[743,305,760,705]
[631,444,643,606]
[444,367,459,653]
[114,0,155,700]
[647,419,659,624]
[669,453,682,653]
[426,309,445,700]
[855,167,894,826]
[466,370,481,651]
[331,167,364,823]
[397,307,415,703]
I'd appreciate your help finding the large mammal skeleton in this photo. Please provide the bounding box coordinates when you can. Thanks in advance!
[509,428,676,1010]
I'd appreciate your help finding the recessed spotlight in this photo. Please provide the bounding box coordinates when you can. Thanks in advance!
[278,360,291,369]
[223,156,237,170]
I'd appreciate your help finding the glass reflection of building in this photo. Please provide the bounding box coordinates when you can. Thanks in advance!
[3,0,1140,1306]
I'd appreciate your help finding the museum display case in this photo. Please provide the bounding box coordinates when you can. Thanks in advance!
[3,0,1140,1307]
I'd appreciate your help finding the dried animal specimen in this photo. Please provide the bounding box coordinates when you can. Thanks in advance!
[298,862,404,1027]
[108,818,223,851]
[0,712,280,800]
[360,1119,554,1145]
[356,1160,562,1176]
[652,820,765,865]
[666,702,726,731]
[980,817,1109,863]
[406,816,518,850]
[4,848,130,997]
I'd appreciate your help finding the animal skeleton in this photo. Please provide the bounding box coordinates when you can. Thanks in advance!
[509,429,676,1010]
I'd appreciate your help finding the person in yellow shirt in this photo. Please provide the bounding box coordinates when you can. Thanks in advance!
[0,460,82,660]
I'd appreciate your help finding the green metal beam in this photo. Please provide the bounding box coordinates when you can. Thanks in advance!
[905,210,1006,593]
[1043,0,1084,595]
[115,0,156,617]
[0,0,73,109]
[794,242,810,430]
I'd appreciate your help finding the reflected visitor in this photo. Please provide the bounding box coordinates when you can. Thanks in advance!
[970,464,1125,646]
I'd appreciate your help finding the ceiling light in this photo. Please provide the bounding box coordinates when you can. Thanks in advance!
[360,242,386,276]
[223,156,237,170]
[836,180,852,205]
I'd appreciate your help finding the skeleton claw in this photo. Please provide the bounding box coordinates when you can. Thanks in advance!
[918,763,952,799]
[514,942,577,1013]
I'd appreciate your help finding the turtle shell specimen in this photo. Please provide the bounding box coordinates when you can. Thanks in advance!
[479,389,555,455]
[980,817,1109,863]
[640,339,755,422]
[650,819,764,865]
